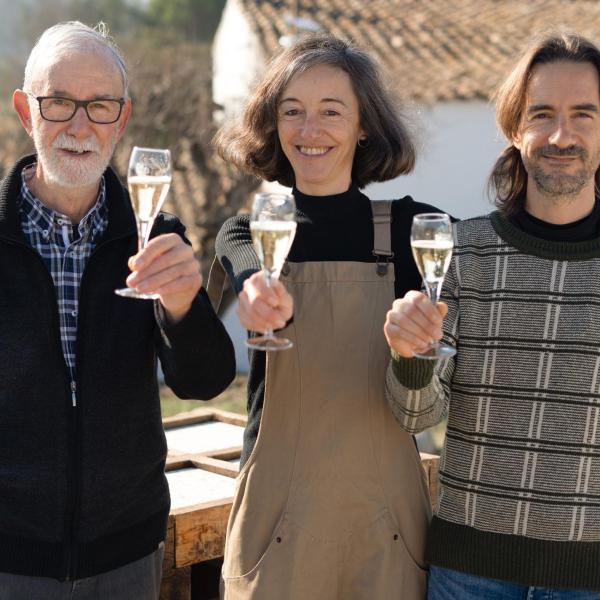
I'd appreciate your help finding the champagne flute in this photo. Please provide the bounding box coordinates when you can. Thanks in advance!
[410,213,456,360]
[246,192,297,351]
[115,146,172,299]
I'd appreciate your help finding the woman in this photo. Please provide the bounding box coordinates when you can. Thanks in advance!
[214,34,439,600]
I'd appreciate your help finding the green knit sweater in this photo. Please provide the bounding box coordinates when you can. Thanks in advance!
[386,211,600,590]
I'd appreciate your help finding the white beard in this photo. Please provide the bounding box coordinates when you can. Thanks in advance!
[33,131,118,188]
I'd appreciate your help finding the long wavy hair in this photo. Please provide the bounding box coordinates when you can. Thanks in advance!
[214,33,416,188]
[489,30,600,215]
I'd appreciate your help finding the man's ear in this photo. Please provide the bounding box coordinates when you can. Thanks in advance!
[13,90,34,137]
[115,97,132,142]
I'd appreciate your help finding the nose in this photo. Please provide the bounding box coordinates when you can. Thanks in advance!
[300,114,321,139]
[66,106,93,136]
[548,116,576,148]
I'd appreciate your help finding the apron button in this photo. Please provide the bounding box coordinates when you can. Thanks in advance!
[393,534,399,541]
[276,537,282,543]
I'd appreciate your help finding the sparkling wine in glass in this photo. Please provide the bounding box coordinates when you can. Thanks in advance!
[246,192,297,351]
[410,213,456,360]
[115,146,172,299]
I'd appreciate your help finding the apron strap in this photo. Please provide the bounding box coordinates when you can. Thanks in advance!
[206,255,227,313]
[371,200,394,276]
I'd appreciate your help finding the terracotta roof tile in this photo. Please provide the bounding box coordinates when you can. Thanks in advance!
[236,0,600,101]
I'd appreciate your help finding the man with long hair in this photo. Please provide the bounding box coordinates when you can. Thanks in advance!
[384,31,600,598]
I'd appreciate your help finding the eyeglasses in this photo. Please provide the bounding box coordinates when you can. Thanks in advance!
[27,93,125,124]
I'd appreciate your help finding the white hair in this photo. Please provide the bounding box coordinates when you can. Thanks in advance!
[23,21,128,96]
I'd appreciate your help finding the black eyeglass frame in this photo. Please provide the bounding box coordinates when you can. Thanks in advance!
[26,92,126,124]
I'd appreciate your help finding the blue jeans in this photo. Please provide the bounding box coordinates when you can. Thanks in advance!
[428,566,600,600]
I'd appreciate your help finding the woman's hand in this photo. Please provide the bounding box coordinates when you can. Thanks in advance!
[384,291,448,358]
[237,271,294,333]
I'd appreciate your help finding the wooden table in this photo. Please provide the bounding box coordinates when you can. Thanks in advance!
[159,407,440,600]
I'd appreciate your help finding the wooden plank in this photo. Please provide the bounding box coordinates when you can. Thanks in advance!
[163,408,217,429]
[189,456,239,478]
[201,446,243,461]
[159,565,191,600]
[165,421,244,457]
[163,407,248,429]
[162,514,176,577]
[175,502,232,567]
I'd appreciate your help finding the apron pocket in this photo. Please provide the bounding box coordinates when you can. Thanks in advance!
[222,514,338,600]
[223,512,288,580]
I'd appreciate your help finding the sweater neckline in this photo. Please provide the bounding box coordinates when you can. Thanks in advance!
[490,210,600,260]
[292,184,367,219]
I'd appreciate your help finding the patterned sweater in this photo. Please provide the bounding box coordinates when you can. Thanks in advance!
[386,211,600,591]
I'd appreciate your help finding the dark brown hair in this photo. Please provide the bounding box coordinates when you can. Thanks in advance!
[214,33,415,188]
[489,30,600,215]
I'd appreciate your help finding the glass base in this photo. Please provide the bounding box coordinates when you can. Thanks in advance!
[115,287,160,300]
[245,335,293,351]
[414,342,456,360]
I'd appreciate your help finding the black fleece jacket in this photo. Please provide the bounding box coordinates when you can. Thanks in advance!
[0,155,235,580]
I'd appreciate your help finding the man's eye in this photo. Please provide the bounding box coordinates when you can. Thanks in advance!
[89,102,109,112]
[532,113,549,120]
[49,98,68,106]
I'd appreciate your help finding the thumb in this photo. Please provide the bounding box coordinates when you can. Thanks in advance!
[437,301,448,319]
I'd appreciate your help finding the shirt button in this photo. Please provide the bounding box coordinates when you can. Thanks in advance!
[70,251,76,257]
[42,230,49,238]
[71,310,78,317]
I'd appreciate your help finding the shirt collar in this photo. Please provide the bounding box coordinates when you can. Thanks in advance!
[18,163,108,242]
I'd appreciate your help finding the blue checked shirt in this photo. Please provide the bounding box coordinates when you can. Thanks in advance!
[17,165,108,394]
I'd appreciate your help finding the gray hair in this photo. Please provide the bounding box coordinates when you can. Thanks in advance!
[24,21,128,96]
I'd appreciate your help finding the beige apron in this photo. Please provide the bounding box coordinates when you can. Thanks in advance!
[219,201,431,600]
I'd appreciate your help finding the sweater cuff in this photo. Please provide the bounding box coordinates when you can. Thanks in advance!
[390,350,434,390]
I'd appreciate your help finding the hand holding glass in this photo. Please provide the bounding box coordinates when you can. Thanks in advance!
[115,146,172,299]
[410,213,456,360]
[246,192,297,351]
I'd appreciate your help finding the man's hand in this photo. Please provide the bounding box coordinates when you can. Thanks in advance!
[126,233,202,324]
[384,291,448,358]
[237,271,293,333]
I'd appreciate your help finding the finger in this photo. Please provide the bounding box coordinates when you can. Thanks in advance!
[128,248,195,288]
[384,322,424,358]
[243,275,280,309]
[129,233,182,271]
[128,259,199,293]
[237,292,286,332]
[386,311,433,348]
[152,273,202,296]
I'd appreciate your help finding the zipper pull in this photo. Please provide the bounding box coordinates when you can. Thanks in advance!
[71,381,77,407]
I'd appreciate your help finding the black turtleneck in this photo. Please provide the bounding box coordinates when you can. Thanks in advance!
[215,184,442,465]
[509,199,600,242]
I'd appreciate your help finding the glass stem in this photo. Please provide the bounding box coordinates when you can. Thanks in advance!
[424,279,442,349]
[263,270,274,340]
[136,220,151,253]
[425,279,442,304]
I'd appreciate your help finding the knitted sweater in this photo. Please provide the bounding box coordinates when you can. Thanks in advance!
[386,211,600,591]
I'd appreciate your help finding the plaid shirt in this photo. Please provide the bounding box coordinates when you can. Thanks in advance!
[17,165,108,387]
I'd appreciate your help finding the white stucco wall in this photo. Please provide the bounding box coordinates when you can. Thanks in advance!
[212,0,266,121]
[366,100,506,219]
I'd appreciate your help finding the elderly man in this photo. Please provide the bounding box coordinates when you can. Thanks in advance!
[385,31,600,599]
[0,21,235,599]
